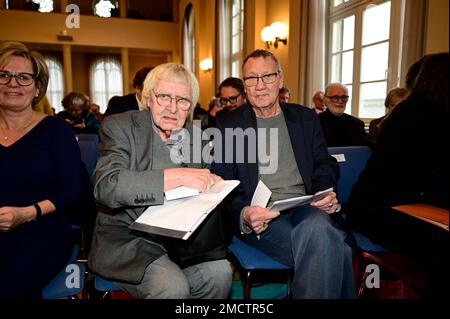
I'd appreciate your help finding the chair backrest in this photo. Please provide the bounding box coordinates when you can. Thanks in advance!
[328,146,372,203]
[78,140,99,178]
[42,245,85,299]
[76,134,99,144]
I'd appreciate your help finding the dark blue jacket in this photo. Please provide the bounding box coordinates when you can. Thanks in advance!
[211,102,339,233]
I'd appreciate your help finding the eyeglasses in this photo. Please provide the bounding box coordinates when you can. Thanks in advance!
[325,95,349,103]
[152,89,192,111]
[0,71,35,87]
[243,71,279,87]
[219,93,241,106]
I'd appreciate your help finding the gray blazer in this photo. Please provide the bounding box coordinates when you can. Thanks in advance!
[88,110,203,284]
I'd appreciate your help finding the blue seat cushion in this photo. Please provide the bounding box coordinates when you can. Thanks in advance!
[229,236,290,270]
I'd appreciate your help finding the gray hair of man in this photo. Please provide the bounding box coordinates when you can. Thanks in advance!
[242,49,282,73]
[141,62,199,115]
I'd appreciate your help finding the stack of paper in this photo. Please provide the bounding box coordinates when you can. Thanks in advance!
[129,180,240,240]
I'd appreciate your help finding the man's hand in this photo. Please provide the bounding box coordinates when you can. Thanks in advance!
[164,168,222,192]
[243,206,280,235]
[310,191,339,214]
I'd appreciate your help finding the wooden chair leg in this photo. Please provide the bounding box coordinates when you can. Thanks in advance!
[243,270,252,299]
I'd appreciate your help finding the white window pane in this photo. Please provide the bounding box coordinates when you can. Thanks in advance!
[343,15,355,50]
[362,1,391,45]
[342,51,353,84]
[332,20,342,53]
[333,0,343,7]
[359,82,387,118]
[361,42,389,82]
[331,54,341,82]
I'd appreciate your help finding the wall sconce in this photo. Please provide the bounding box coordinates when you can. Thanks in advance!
[199,58,213,72]
[261,21,288,49]
[57,29,73,41]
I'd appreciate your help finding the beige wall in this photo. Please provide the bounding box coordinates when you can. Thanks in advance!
[425,0,449,54]
[0,9,179,52]
[128,54,168,93]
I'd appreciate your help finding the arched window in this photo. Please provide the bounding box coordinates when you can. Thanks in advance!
[89,56,123,113]
[218,0,244,80]
[183,4,196,72]
[44,55,64,113]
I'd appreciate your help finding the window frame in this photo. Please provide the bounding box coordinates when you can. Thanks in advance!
[327,0,404,121]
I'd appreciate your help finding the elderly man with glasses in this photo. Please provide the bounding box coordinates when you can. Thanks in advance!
[211,50,356,299]
[88,62,232,299]
[319,83,368,147]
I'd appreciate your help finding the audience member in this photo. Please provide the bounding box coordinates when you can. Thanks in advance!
[0,41,84,298]
[211,49,356,299]
[104,66,152,117]
[278,86,290,103]
[216,77,246,118]
[346,52,449,298]
[369,87,408,146]
[319,83,368,147]
[33,95,54,115]
[88,62,232,299]
[56,92,100,135]
[312,90,325,113]
[88,103,105,122]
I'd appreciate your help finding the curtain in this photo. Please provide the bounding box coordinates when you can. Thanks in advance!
[399,0,427,87]
[298,0,327,107]
[44,55,64,113]
[89,56,123,113]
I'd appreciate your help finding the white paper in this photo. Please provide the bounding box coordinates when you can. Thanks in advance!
[130,180,240,240]
[251,180,272,207]
[268,187,334,212]
[331,153,346,162]
[165,186,199,201]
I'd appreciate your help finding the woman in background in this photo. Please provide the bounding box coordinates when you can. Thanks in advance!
[347,53,449,298]
[57,92,100,135]
[368,87,409,146]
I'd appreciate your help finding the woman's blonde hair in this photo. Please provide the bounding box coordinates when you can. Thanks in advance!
[141,62,199,115]
[0,41,49,106]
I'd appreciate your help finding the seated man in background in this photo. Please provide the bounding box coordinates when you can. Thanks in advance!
[319,83,368,147]
[104,66,152,117]
[278,86,291,103]
[311,90,325,114]
[216,77,246,119]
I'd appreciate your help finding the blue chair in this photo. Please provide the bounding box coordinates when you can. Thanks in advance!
[228,236,291,299]
[78,140,99,178]
[328,146,372,203]
[327,146,426,298]
[94,276,121,299]
[42,245,86,299]
[76,134,99,144]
